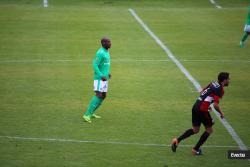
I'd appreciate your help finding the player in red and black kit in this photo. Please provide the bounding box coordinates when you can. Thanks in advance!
[171,72,230,155]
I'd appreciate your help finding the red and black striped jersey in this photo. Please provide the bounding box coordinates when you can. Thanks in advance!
[197,81,224,112]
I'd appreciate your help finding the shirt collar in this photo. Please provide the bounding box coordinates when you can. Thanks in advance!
[102,47,108,52]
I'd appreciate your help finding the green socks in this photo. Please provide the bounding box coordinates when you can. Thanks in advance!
[84,96,103,116]
[241,32,249,43]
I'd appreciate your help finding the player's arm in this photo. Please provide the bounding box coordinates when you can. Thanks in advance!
[213,96,224,119]
[93,53,106,81]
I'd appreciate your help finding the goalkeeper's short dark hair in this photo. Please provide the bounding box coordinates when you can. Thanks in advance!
[218,72,230,83]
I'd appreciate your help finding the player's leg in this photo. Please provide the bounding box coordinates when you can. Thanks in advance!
[178,126,199,142]
[83,92,105,118]
[240,32,248,47]
[192,112,214,155]
[91,92,105,118]
[83,93,103,122]
[171,105,200,152]
[91,80,108,118]
[83,80,105,122]
[240,25,250,48]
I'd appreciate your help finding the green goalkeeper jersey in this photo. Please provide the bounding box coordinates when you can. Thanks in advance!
[93,47,110,80]
[246,6,250,25]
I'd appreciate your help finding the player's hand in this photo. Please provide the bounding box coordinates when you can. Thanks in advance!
[109,73,112,79]
[220,112,224,119]
[101,76,107,81]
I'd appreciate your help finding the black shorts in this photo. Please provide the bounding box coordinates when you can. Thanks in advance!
[192,102,214,127]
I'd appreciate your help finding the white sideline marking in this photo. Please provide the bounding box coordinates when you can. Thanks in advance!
[128,8,248,151]
[43,0,48,8]
[129,8,202,91]
[0,59,172,63]
[0,135,239,148]
[209,0,222,9]
[0,59,250,64]
[181,59,250,63]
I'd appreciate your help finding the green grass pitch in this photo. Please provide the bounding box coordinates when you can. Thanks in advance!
[0,0,250,166]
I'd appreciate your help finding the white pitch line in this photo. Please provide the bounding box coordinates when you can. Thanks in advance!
[0,59,78,63]
[209,0,222,9]
[0,135,239,148]
[129,8,202,91]
[0,59,250,64]
[0,59,171,64]
[181,59,250,63]
[128,8,248,151]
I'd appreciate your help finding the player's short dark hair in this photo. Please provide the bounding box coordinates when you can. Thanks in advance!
[218,72,230,82]
[101,37,110,44]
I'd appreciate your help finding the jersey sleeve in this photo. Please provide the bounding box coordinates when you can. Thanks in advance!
[93,52,104,78]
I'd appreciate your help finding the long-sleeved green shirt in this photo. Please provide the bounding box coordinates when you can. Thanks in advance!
[93,47,110,80]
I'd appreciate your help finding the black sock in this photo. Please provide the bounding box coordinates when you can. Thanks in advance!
[177,128,195,143]
[194,131,210,151]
